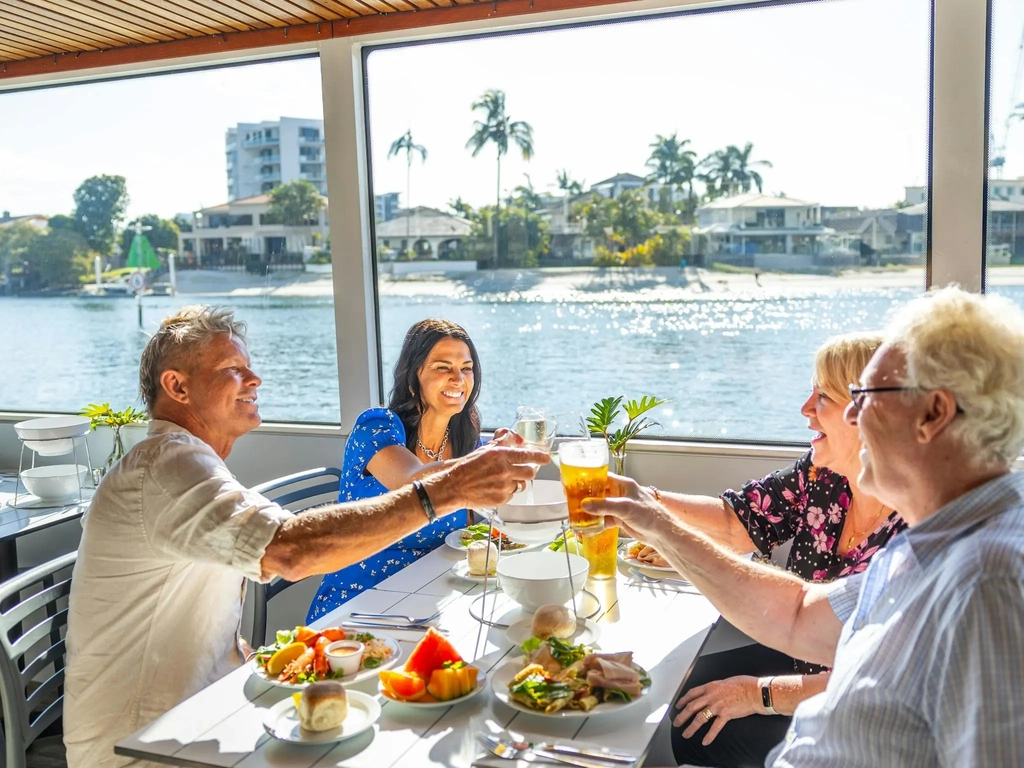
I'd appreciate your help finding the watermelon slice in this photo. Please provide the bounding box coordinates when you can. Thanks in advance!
[403,627,463,679]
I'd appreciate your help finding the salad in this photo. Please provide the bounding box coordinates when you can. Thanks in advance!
[253,625,393,684]
[459,523,527,552]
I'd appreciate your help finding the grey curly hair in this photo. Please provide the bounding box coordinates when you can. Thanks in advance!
[886,286,1024,468]
[139,305,247,414]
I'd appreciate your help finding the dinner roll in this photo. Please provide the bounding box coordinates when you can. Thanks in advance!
[467,540,499,576]
[532,604,576,640]
[298,680,348,732]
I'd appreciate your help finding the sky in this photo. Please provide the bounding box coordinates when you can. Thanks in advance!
[0,0,1020,222]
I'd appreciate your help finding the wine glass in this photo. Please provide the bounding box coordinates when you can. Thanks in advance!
[511,406,557,503]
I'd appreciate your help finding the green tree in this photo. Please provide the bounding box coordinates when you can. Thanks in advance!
[24,227,94,289]
[0,222,41,268]
[173,214,194,233]
[265,179,324,226]
[573,189,663,264]
[512,175,545,212]
[729,142,772,195]
[47,214,78,233]
[698,143,772,199]
[556,169,584,197]
[120,215,180,255]
[448,197,475,219]
[466,89,535,266]
[645,133,697,222]
[388,129,427,258]
[72,175,129,256]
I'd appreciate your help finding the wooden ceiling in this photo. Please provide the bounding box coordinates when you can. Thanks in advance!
[0,0,620,81]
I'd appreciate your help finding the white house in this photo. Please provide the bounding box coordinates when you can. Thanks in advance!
[375,207,472,260]
[179,193,328,265]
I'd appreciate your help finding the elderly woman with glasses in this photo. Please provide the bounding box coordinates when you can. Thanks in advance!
[648,331,908,768]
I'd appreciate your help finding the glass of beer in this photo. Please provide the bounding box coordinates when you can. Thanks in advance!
[580,525,619,579]
[558,439,609,534]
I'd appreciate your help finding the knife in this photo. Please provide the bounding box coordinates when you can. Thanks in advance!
[343,621,447,633]
[533,742,637,765]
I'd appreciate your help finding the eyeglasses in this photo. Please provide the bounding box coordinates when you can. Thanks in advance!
[848,384,964,414]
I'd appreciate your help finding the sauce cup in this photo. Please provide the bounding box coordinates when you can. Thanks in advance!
[325,640,364,676]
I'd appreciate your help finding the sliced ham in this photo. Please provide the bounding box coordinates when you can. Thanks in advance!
[582,651,633,669]
[529,643,563,676]
[584,658,643,697]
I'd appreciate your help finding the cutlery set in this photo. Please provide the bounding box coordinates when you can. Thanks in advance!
[477,733,638,767]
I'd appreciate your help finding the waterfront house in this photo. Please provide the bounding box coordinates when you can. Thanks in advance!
[823,208,926,263]
[375,206,472,261]
[693,192,849,270]
[178,194,329,267]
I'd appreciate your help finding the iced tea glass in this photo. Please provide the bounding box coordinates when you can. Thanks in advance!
[558,439,609,534]
[580,525,619,579]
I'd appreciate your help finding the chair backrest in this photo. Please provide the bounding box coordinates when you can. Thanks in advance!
[0,551,76,768]
[249,467,342,647]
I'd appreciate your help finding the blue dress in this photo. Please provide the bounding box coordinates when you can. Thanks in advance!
[306,408,467,621]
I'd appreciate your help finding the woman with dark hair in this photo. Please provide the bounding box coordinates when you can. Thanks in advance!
[306,319,484,620]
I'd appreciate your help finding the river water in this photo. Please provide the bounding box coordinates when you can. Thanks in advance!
[3,282,1020,444]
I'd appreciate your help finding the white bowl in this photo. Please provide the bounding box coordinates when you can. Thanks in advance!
[495,479,568,524]
[15,416,91,457]
[496,551,589,613]
[19,465,89,501]
[325,640,364,676]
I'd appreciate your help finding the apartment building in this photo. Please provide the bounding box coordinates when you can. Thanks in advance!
[225,117,326,200]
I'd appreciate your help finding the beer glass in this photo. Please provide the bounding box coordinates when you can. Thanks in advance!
[580,525,619,579]
[558,439,609,534]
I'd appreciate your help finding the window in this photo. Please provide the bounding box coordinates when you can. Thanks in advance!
[363,0,930,443]
[0,57,340,424]
[986,0,1024,304]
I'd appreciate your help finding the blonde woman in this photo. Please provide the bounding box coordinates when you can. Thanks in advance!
[655,332,908,768]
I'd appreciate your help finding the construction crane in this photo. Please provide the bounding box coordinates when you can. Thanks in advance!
[991,23,1024,180]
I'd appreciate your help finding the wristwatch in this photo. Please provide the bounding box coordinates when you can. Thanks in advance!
[758,676,778,715]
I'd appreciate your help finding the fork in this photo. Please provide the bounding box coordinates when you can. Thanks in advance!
[628,566,693,588]
[349,609,441,624]
[476,735,614,768]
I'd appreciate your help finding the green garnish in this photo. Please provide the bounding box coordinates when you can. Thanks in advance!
[604,689,632,702]
[276,628,298,646]
[510,674,573,705]
[546,637,589,668]
[362,657,382,669]
[354,632,376,643]
[520,636,542,654]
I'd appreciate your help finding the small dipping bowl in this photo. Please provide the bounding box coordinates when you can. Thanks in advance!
[325,640,364,676]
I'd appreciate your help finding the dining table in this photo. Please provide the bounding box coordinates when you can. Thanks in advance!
[115,539,720,768]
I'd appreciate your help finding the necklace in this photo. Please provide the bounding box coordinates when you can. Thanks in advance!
[417,427,449,461]
[845,500,888,550]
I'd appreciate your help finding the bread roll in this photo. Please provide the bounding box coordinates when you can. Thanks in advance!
[531,604,576,640]
[298,680,348,731]
[467,540,499,576]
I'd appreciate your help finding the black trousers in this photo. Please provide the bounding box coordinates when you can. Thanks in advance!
[671,642,795,768]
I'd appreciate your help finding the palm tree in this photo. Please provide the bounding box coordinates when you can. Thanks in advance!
[729,142,772,195]
[645,133,697,220]
[466,89,534,266]
[699,142,772,199]
[556,169,584,197]
[388,129,427,258]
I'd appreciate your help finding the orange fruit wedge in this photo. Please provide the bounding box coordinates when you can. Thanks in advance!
[379,669,426,701]
[266,642,308,676]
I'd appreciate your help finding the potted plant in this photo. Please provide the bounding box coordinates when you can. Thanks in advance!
[586,395,668,475]
[80,403,147,472]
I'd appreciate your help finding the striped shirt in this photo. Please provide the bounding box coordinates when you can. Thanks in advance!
[769,471,1024,767]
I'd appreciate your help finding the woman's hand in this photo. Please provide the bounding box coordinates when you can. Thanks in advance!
[673,675,763,745]
[584,473,668,542]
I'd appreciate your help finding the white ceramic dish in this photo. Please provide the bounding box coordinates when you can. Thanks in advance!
[443,529,543,554]
[14,416,91,457]
[496,552,589,613]
[325,640,364,676]
[262,690,380,744]
[377,669,487,709]
[19,465,88,502]
[490,660,649,718]
[617,541,677,574]
[251,634,401,691]
[504,617,601,648]
[494,479,568,525]
[449,560,499,583]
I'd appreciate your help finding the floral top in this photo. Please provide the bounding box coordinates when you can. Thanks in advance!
[306,408,469,622]
[721,449,907,673]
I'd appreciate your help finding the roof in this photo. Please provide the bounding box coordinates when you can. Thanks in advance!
[0,0,612,81]
[0,214,49,229]
[591,173,646,187]
[198,193,328,214]
[698,192,817,210]
[375,207,472,238]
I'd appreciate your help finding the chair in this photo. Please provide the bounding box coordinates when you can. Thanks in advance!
[0,552,76,768]
[249,467,342,647]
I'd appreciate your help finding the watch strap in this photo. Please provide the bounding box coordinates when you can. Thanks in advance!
[758,676,778,715]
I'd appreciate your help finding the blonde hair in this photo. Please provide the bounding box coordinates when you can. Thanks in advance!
[139,305,247,414]
[886,286,1024,468]
[813,331,885,404]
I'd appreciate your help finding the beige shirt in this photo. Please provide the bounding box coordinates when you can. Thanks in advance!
[64,420,293,768]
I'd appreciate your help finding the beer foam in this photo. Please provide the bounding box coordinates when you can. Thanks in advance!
[558,440,608,468]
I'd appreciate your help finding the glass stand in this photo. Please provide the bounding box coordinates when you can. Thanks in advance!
[9,435,96,510]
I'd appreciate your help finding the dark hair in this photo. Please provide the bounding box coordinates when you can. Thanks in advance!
[388,319,482,459]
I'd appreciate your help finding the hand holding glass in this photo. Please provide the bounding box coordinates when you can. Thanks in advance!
[558,439,609,534]
[511,407,557,502]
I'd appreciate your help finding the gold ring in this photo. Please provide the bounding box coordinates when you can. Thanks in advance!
[700,707,715,722]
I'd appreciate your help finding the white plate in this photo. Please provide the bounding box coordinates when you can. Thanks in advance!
[490,660,649,718]
[444,528,544,554]
[251,634,402,690]
[378,668,487,709]
[617,541,677,573]
[450,560,500,583]
[262,690,380,744]
[504,618,601,648]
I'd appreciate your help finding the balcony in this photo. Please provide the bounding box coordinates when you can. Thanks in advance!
[298,132,323,144]
[243,134,280,148]
[299,172,324,182]
[256,153,281,163]
[258,169,281,181]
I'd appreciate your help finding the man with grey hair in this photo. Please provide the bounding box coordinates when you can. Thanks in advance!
[589,286,1024,766]
[64,305,548,768]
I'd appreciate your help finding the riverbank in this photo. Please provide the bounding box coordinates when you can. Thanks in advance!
[170,265,1024,299]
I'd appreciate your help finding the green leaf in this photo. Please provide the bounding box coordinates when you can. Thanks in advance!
[623,396,668,421]
[275,628,297,646]
[520,636,542,654]
[362,657,382,669]
[585,396,622,435]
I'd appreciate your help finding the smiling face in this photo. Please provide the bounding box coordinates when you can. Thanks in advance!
[416,337,475,419]
[800,384,862,477]
[181,333,262,447]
